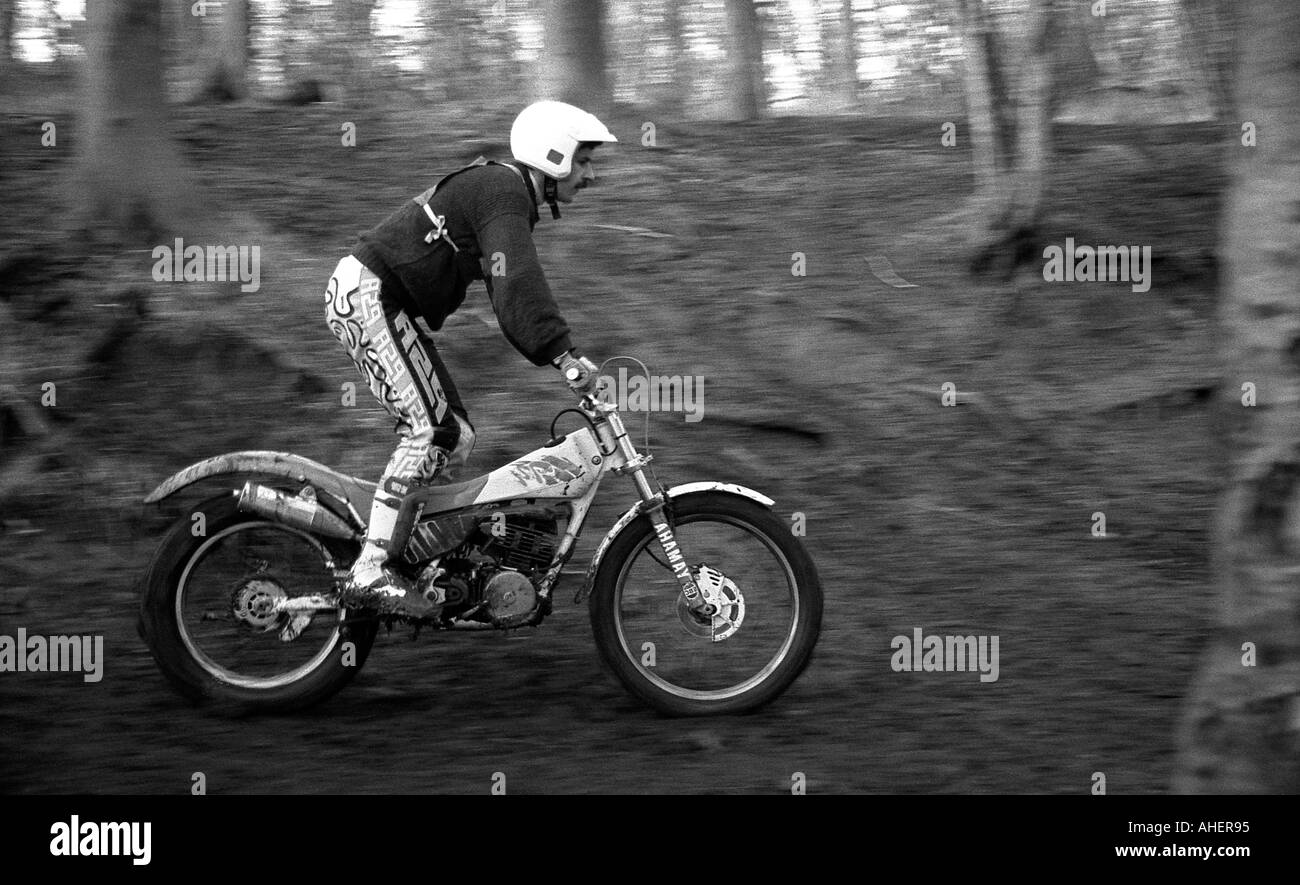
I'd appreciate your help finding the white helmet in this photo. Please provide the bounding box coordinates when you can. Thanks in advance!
[510,101,618,179]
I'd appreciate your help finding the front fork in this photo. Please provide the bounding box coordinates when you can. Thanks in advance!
[599,403,717,618]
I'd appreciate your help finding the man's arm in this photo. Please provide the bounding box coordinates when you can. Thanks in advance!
[474,205,573,366]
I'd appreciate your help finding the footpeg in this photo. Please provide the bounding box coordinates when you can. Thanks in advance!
[278,612,314,642]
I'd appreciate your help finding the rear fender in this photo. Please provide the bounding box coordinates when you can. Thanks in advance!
[143,451,375,527]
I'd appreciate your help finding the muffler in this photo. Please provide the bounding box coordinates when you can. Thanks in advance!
[236,481,359,541]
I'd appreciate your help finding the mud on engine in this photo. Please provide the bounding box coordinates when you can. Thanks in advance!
[412,510,563,627]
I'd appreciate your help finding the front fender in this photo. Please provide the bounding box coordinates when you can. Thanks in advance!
[143,450,376,520]
[577,482,775,602]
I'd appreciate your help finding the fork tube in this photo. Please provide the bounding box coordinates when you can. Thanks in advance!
[604,408,658,502]
[603,408,710,612]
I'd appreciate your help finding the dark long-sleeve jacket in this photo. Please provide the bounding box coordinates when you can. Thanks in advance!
[351,161,573,366]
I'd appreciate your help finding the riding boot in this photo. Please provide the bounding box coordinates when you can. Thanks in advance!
[342,488,438,618]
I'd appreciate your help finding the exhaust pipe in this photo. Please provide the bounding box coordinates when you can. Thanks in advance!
[236,481,359,541]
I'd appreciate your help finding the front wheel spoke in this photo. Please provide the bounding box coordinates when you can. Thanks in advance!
[673,641,711,674]
[646,545,672,571]
[615,513,807,696]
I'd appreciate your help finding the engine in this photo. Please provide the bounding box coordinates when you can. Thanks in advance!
[477,513,560,572]
[414,511,561,627]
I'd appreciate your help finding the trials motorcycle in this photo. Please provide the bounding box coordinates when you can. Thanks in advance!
[137,372,822,716]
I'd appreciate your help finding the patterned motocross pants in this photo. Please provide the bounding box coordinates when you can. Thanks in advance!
[325,255,475,497]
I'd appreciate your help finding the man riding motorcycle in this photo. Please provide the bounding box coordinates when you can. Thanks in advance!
[324,100,616,618]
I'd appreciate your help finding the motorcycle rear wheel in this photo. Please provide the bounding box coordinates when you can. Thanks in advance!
[138,492,377,713]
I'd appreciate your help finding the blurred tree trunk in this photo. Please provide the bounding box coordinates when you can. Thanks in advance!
[724,0,765,119]
[334,0,376,97]
[1174,0,1300,794]
[422,0,469,101]
[1083,1,1123,87]
[540,0,611,114]
[1178,0,1236,120]
[953,0,1054,276]
[77,0,196,243]
[59,6,90,78]
[0,0,15,75]
[954,0,999,195]
[193,0,250,101]
[663,0,688,112]
[628,0,650,106]
[817,0,858,109]
[170,0,203,80]
[837,0,859,105]
[420,0,449,100]
[1051,0,1099,111]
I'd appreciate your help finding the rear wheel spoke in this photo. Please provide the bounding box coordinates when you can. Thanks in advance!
[177,521,345,689]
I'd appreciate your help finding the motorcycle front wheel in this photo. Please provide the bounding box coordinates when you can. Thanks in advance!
[588,491,822,716]
[138,492,377,713]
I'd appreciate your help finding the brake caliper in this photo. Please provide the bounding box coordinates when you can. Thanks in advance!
[677,564,745,642]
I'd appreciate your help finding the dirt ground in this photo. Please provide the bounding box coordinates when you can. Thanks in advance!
[0,92,1230,794]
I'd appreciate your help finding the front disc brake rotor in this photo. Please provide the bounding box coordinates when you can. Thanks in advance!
[677,564,746,642]
[230,577,287,631]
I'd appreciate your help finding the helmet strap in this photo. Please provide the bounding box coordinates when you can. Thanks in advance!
[544,176,560,219]
[512,161,541,204]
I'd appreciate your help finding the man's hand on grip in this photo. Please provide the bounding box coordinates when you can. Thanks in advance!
[552,350,600,395]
